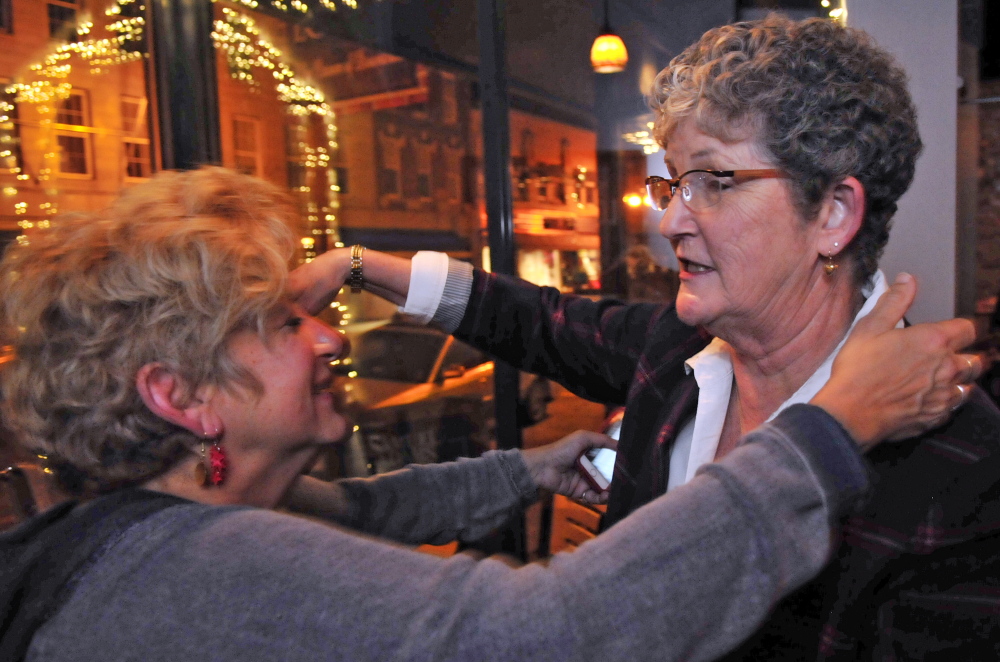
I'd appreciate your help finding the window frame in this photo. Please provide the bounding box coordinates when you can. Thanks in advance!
[47,0,79,42]
[232,115,260,177]
[54,88,94,179]
[0,0,13,34]
[123,139,151,180]
[55,133,92,178]
[121,95,151,180]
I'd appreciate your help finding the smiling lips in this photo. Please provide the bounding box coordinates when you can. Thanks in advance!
[313,374,334,395]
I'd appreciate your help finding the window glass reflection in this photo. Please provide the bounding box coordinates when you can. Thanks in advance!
[211,5,494,482]
[0,0,150,248]
[210,4,484,285]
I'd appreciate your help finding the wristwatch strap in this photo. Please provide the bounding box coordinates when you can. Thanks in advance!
[349,244,365,294]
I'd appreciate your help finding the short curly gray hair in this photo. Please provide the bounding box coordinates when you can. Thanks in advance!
[650,14,922,286]
[0,167,299,494]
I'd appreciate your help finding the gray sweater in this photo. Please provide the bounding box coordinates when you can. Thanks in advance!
[27,405,868,662]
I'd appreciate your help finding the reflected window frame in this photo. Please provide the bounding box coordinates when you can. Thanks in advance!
[121,95,150,180]
[123,141,150,179]
[232,115,260,177]
[47,0,78,42]
[0,0,12,34]
[55,88,93,179]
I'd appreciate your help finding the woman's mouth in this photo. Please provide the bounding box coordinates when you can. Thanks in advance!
[312,376,334,395]
[679,258,713,275]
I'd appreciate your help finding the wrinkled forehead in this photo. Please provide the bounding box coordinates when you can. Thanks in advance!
[657,102,766,158]
[660,115,774,175]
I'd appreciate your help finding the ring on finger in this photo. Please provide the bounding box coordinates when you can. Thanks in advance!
[952,383,969,412]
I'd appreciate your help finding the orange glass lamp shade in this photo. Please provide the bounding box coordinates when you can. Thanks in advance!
[591,32,628,73]
[623,193,643,207]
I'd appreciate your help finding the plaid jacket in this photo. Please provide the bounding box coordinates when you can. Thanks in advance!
[455,269,1000,660]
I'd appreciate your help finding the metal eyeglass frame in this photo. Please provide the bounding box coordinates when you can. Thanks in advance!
[645,168,788,211]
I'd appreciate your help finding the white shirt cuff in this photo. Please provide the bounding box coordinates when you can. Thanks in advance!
[399,251,450,325]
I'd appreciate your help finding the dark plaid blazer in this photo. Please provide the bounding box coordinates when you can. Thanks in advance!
[455,269,1000,660]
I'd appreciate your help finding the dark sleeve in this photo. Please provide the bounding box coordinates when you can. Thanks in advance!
[861,390,1000,657]
[453,268,701,405]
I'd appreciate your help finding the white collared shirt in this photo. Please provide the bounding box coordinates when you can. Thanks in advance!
[667,270,892,491]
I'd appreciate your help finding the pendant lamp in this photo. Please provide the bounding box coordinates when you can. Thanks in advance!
[590,0,628,74]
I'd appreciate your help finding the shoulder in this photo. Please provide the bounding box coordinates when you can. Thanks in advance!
[33,504,455,659]
[858,387,1000,539]
[873,387,1000,471]
[58,502,432,597]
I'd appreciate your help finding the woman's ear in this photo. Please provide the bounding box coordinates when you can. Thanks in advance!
[136,363,222,437]
[816,176,865,256]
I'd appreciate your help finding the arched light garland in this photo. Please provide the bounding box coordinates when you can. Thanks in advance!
[213,5,343,261]
[223,0,361,13]
[5,0,359,252]
[3,0,148,245]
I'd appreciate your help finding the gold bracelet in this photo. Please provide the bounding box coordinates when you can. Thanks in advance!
[349,244,365,294]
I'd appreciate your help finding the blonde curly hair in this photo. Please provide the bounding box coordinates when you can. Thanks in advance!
[0,167,298,494]
[650,14,922,286]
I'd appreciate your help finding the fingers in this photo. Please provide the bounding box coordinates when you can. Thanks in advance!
[849,272,916,339]
[935,317,978,352]
[952,353,984,384]
[814,280,984,448]
[567,430,607,443]
[579,488,609,505]
[953,383,971,410]
[563,430,616,452]
[288,249,352,315]
[885,374,977,442]
[933,349,985,390]
[593,434,618,452]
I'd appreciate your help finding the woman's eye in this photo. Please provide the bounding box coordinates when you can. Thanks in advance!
[284,316,304,330]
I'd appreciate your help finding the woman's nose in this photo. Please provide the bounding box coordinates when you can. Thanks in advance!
[658,195,695,240]
[308,317,348,360]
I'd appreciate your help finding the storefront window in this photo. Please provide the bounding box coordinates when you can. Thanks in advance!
[0,0,151,248]
[207,2,498,483]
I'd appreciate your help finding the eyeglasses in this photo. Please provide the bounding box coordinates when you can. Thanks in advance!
[645,169,789,211]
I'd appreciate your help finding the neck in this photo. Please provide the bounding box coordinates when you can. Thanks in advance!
[142,447,318,510]
[719,271,864,437]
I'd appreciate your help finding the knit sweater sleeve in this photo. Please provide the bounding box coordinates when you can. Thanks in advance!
[30,405,868,662]
[332,449,537,545]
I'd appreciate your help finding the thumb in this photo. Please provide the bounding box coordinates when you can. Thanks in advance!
[849,272,916,339]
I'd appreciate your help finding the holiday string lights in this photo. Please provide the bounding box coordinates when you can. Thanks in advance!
[213,6,342,259]
[5,0,356,254]
[2,0,151,244]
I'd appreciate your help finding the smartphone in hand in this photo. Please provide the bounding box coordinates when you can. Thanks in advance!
[576,447,617,492]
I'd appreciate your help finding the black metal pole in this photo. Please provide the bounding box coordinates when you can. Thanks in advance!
[595,72,627,298]
[477,0,521,450]
[477,0,525,559]
[148,0,222,169]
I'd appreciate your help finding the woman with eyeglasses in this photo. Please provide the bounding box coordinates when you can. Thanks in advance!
[0,166,980,662]
[297,15,1000,659]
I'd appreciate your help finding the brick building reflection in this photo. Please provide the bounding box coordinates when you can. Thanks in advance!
[0,0,600,299]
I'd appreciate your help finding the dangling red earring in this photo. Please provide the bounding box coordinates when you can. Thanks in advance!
[194,425,226,487]
[194,442,210,487]
[209,441,227,486]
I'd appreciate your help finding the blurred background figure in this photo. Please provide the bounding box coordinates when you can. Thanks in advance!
[624,244,679,303]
